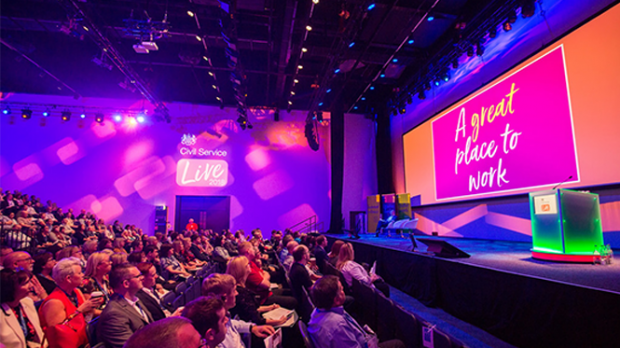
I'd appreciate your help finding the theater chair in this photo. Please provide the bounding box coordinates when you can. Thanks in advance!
[298,320,316,348]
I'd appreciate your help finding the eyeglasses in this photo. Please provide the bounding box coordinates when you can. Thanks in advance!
[17,257,34,262]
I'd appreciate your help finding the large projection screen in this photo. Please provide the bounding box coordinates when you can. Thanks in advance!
[403,4,620,205]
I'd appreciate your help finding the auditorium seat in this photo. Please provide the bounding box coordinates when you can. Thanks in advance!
[300,286,315,323]
[298,320,316,348]
[161,291,176,311]
[350,277,377,329]
[376,290,397,341]
[393,304,421,348]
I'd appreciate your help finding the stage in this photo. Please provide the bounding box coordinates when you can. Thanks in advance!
[325,233,620,348]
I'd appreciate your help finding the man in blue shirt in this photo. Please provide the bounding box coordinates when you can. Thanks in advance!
[308,275,404,348]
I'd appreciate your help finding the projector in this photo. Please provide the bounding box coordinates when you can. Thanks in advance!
[133,44,149,54]
[141,41,159,51]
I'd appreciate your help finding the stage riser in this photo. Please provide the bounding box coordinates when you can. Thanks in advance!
[327,236,620,348]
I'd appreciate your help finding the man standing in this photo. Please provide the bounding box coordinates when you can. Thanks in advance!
[186,218,198,232]
[98,263,154,348]
[308,275,404,348]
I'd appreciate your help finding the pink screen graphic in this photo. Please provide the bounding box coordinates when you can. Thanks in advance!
[431,46,579,200]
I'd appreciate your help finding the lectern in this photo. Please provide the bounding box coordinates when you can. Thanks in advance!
[529,189,604,262]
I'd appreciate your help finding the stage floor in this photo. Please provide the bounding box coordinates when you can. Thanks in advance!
[326,233,620,294]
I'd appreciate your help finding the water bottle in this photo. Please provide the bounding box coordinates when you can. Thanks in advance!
[593,245,600,265]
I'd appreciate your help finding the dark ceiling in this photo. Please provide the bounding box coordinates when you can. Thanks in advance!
[1,0,519,118]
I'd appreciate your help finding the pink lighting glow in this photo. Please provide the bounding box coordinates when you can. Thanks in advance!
[92,195,124,221]
[245,148,271,171]
[252,170,294,200]
[56,140,83,165]
[13,159,43,183]
[277,204,317,228]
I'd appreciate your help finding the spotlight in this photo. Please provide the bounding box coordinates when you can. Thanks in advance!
[195,35,202,41]
[476,42,485,56]
[507,10,517,24]
[137,115,146,123]
[367,4,376,11]
[503,21,512,31]
[489,27,497,39]
[452,59,459,69]
[43,108,50,117]
[349,42,355,48]
[392,58,398,63]
[334,69,340,74]
[417,86,426,100]
[370,86,375,90]
[354,106,358,110]
[392,109,398,116]
[2,106,10,115]
[187,10,195,17]
[434,79,440,86]
[407,95,413,104]
[313,0,319,4]
[306,25,313,31]
[301,47,308,53]
[380,73,385,78]
[298,65,303,69]
[467,46,474,57]
[21,108,32,119]
[427,16,435,22]
[361,97,366,101]
[326,89,332,93]
[80,110,86,119]
[294,79,299,84]
[318,102,323,107]
[521,0,536,18]
[407,39,414,45]
[424,82,431,91]
[114,114,122,122]
[442,71,450,82]
[399,105,406,114]
[61,110,71,121]
[95,113,104,123]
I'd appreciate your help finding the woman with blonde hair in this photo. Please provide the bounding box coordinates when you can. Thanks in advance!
[327,240,345,266]
[226,256,287,326]
[336,243,390,297]
[109,252,127,267]
[80,251,113,318]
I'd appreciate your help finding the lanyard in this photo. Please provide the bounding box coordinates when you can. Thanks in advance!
[60,288,79,308]
[14,305,29,339]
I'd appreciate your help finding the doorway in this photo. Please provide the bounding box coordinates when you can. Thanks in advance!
[175,195,231,233]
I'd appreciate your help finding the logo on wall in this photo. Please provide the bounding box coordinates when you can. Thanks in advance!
[181,134,197,146]
[176,159,228,187]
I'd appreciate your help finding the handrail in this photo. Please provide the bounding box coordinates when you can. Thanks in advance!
[289,215,324,234]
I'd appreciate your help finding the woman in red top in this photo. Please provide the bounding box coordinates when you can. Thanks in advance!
[39,257,102,348]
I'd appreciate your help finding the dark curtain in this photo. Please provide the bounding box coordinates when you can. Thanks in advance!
[329,102,344,233]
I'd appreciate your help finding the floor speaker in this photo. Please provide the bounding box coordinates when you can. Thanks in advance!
[417,238,471,258]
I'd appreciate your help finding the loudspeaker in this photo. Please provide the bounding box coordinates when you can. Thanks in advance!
[417,238,470,258]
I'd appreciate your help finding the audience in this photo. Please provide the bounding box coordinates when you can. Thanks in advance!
[98,263,153,348]
[289,245,319,304]
[201,273,276,347]
[123,317,203,348]
[1,269,45,348]
[314,235,329,274]
[337,243,389,297]
[328,240,345,266]
[181,297,229,348]
[308,275,405,348]
[39,257,103,348]
[33,252,57,295]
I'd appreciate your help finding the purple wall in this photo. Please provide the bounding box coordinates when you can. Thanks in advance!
[1,93,333,236]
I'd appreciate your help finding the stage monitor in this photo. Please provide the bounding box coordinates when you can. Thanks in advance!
[418,238,471,258]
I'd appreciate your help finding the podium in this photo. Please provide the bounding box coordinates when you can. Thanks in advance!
[529,189,604,262]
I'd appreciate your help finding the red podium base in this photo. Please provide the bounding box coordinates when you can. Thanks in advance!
[531,251,597,263]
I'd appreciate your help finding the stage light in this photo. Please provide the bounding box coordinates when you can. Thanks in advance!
[298,65,303,69]
[291,91,296,95]
[407,95,413,104]
[476,42,485,56]
[21,108,32,119]
[128,117,138,126]
[95,113,104,123]
[392,58,398,63]
[467,46,474,57]
[302,47,308,53]
[407,39,414,45]
[288,101,293,105]
[503,22,512,31]
[326,89,332,93]
[212,85,217,89]
[216,97,221,101]
[452,58,459,69]
[380,73,385,78]
[434,79,440,86]
[187,11,194,17]
[2,106,10,115]
[114,114,122,122]
[427,16,434,22]
[361,97,366,101]
[313,0,319,4]
[61,110,71,121]
[137,115,146,123]
[489,27,497,39]
[392,109,398,116]
[203,56,208,61]
[400,106,406,114]
[443,73,450,82]
[43,108,50,117]
[80,113,86,119]
[349,42,355,48]
[318,102,323,106]
[306,25,313,31]
[367,4,376,11]
[335,69,340,73]
[195,35,202,41]
[354,106,358,110]
[294,79,299,84]
[418,91,426,100]
[208,71,214,76]
[424,82,431,91]
[370,86,375,90]
[521,0,536,18]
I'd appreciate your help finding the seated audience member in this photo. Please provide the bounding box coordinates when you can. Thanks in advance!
[289,245,320,303]
[111,252,129,268]
[201,273,276,348]
[278,235,294,263]
[57,246,86,269]
[238,242,297,309]
[136,262,182,322]
[308,275,405,348]
[113,238,128,254]
[281,241,298,272]
[226,256,288,326]
[4,251,48,301]
[375,210,397,237]
[337,243,389,298]
[98,263,154,348]
[188,234,210,261]
[82,239,98,260]
[327,240,345,266]
[34,252,57,295]
[98,238,113,252]
[128,251,147,265]
[5,224,33,250]
[1,269,45,348]
[39,257,103,348]
[181,297,229,348]
[314,236,329,274]
[80,251,113,318]
[0,246,14,270]
[160,244,192,281]
[124,316,203,348]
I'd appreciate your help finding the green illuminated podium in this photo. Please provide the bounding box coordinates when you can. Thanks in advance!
[529,189,604,262]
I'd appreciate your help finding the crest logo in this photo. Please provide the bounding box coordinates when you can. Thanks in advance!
[181,134,197,146]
